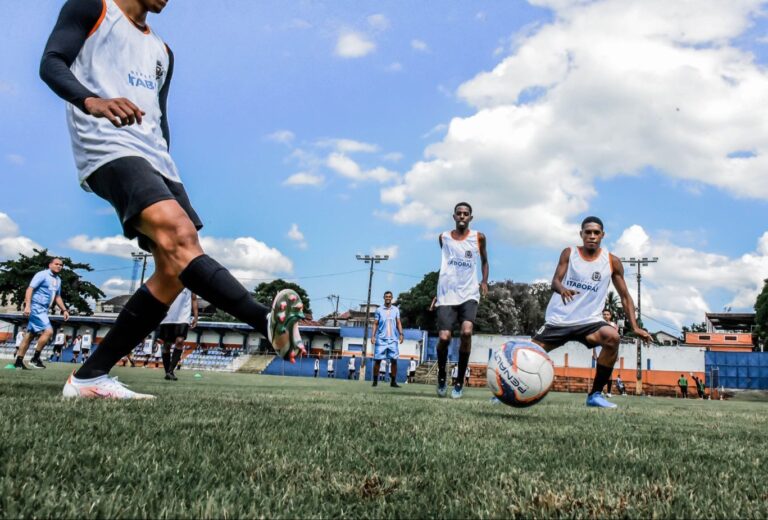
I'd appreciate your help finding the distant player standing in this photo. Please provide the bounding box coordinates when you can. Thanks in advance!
[347,355,357,380]
[408,358,417,384]
[327,357,335,378]
[532,216,652,409]
[157,288,197,381]
[80,331,93,362]
[71,335,82,363]
[313,357,319,378]
[15,257,70,369]
[41,0,305,398]
[371,291,404,388]
[51,332,67,362]
[434,202,489,399]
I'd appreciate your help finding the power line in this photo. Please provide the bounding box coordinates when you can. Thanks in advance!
[237,268,369,282]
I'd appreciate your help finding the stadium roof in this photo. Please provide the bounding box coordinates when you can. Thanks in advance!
[705,312,755,332]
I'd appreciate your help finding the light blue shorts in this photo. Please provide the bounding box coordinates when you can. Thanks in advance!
[374,340,399,361]
[27,307,52,334]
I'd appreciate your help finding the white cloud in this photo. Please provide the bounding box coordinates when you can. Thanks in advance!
[476,11,487,21]
[336,31,376,58]
[326,153,399,184]
[372,245,399,260]
[410,39,429,52]
[287,223,308,250]
[0,81,16,95]
[5,154,24,166]
[382,152,403,163]
[421,123,448,139]
[367,14,390,31]
[283,171,324,187]
[612,225,768,330]
[100,277,133,299]
[66,234,141,259]
[386,62,403,72]
[198,236,293,286]
[266,130,295,144]
[383,0,768,246]
[317,138,379,154]
[0,213,41,260]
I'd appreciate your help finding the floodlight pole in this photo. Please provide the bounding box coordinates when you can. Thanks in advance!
[131,252,151,291]
[355,254,389,381]
[620,256,658,395]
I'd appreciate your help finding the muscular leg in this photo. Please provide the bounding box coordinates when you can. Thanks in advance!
[456,321,473,388]
[16,331,36,359]
[31,329,53,359]
[436,330,452,385]
[372,360,381,384]
[170,337,184,373]
[161,342,172,373]
[390,359,398,385]
[585,326,620,395]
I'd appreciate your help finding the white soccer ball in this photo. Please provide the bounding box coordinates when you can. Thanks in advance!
[487,340,555,408]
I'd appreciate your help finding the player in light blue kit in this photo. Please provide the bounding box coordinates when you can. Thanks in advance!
[15,257,70,369]
[370,291,404,388]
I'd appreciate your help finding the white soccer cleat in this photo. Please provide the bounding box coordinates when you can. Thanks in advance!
[62,372,155,400]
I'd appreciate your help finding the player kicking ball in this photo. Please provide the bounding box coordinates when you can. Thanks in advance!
[41,0,304,399]
[532,216,652,408]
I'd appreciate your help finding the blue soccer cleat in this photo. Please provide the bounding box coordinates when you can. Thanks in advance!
[586,391,617,408]
[437,380,448,398]
[451,385,463,399]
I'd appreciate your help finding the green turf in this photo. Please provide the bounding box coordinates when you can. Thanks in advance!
[1,364,767,519]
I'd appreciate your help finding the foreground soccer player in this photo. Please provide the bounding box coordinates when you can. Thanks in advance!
[532,217,652,408]
[41,0,304,399]
[434,202,489,399]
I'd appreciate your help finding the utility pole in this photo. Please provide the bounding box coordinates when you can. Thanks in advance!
[355,254,389,381]
[620,256,658,395]
[131,252,151,291]
[327,294,340,326]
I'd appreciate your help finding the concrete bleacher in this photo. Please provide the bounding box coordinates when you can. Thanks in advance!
[181,347,245,372]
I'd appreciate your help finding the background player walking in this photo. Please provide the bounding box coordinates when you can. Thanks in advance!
[157,288,197,381]
[434,202,488,399]
[370,291,404,387]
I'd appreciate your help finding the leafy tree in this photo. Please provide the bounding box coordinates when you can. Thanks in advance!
[252,279,312,317]
[396,271,438,331]
[681,322,706,334]
[475,281,521,334]
[201,308,239,323]
[0,249,104,315]
[755,279,768,348]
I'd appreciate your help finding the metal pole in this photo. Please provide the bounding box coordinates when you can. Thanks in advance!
[355,254,389,382]
[620,257,658,396]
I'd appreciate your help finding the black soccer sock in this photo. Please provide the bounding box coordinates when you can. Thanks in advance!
[437,344,449,382]
[456,350,470,388]
[591,363,614,395]
[75,286,168,380]
[170,348,182,372]
[606,380,612,394]
[15,356,23,364]
[179,255,269,337]
[161,347,171,373]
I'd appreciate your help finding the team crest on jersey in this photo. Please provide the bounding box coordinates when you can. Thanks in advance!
[155,60,165,82]
[592,271,601,282]
[465,251,473,258]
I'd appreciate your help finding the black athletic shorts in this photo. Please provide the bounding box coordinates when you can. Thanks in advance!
[158,323,190,343]
[53,344,63,354]
[86,156,203,252]
[532,321,611,349]
[436,300,479,332]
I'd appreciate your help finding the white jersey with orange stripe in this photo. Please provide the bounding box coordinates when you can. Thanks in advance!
[544,247,613,326]
[66,0,178,187]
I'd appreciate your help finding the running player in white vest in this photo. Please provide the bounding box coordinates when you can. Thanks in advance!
[434,202,489,399]
[157,288,197,381]
[532,216,652,408]
[41,0,305,399]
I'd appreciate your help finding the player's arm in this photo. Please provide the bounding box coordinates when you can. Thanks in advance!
[23,287,34,316]
[478,232,489,297]
[54,294,70,321]
[397,317,404,344]
[40,0,144,126]
[158,45,174,149]
[610,254,653,343]
[190,292,198,328]
[551,248,577,304]
[370,318,379,344]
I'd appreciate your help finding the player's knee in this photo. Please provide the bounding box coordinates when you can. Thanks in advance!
[153,221,200,258]
[438,331,452,342]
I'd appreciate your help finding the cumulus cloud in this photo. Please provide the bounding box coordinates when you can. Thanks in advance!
[5,154,25,166]
[410,39,429,52]
[0,213,41,260]
[287,223,308,250]
[612,225,768,330]
[283,171,324,187]
[198,236,293,286]
[317,138,379,154]
[266,130,295,144]
[367,14,390,31]
[336,31,375,58]
[327,153,399,184]
[386,62,403,72]
[100,277,133,299]
[66,235,141,259]
[383,0,768,247]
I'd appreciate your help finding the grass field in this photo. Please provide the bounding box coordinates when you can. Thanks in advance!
[2,364,767,519]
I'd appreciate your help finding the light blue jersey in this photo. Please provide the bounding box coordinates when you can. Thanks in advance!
[374,305,401,361]
[27,269,61,333]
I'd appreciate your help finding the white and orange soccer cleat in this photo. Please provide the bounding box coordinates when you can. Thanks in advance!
[62,372,155,400]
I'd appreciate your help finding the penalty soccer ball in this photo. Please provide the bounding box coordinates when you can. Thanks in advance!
[487,340,555,408]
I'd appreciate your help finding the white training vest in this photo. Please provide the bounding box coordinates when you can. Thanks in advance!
[436,230,481,306]
[545,247,613,326]
[162,289,192,325]
[67,0,179,188]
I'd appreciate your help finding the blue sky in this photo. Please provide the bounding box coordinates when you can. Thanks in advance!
[2,0,768,334]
